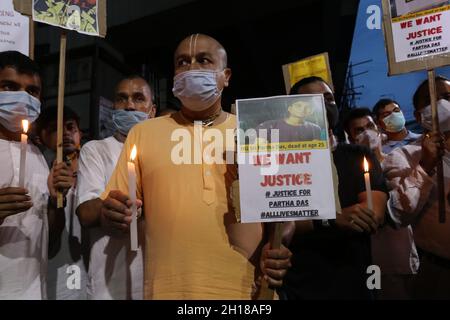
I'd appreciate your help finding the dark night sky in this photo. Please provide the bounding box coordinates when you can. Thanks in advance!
[107,0,358,110]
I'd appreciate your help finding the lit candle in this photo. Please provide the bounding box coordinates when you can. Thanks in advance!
[19,120,29,188]
[363,156,373,211]
[128,145,138,251]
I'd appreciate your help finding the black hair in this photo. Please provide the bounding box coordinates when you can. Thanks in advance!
[343,107,373,134]
[372,98,399,120]
[413,75,449,110]
[289,76,332,95]
[35,105,80,135]
[0,51,40,76]
[122,74,147,82]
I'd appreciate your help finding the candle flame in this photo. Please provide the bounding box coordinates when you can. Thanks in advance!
[363,156,369,173]
[22,120,29,133]
[130,145,137,161]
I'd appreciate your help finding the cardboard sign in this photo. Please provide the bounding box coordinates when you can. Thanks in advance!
[282,53,333,94]
[382,0,450,75]
[236,95,336,223]
[13,0,106,37]
[0,0,29,56]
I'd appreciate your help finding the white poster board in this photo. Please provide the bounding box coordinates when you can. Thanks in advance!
[382,0,450,74]
[236,95,336,223]
[33,0,101,37]
[0,0,29,56]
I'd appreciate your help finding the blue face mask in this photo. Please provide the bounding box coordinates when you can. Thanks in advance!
[112,109,149,136]
[382,111,406,133]
[172,70,223,112]
[0,91,41,132]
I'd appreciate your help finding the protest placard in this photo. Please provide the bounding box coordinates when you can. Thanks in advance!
[382,0,449,222]
[14,0,107,208]
[236,95,336,223]
[32,0,106,37]
[282,53,333,94]
[382,0,450,75]
[0,0,29,56]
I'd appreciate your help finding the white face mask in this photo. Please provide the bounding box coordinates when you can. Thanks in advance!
[382,110,406,133]
[419,99,450,132]
[355,129,381,150]
[172,70,223,112]
[0,91,41,132]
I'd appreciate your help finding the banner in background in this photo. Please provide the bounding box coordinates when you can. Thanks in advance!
[282,53,333,94]
[391,0,450,62]
[382,0,450,74]
[32,0,104,37]
[0,0,29,56]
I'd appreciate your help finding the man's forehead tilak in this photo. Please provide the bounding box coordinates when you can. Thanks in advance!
[176,34,227,69]
[188,33,200,64]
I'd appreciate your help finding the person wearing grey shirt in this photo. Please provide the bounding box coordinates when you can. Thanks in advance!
[256,101,322,143]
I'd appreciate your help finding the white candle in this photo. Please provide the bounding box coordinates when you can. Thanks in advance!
[128,145,138,251]
[363,156,373,211]
[19,120,29,188]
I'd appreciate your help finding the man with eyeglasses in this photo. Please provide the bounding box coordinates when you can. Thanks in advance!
[76,75,156,300]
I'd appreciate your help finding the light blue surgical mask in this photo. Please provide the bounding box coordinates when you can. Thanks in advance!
[382,111,406,133]
[172,70,223,112]
[112,109,149,136]
[0,91,41,132]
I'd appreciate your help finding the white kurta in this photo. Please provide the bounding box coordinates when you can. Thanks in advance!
[76,136,144,300]
[384,140,450,260]
[47,185,88,300]
[0,139,49,300]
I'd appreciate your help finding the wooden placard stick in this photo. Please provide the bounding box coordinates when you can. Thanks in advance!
[427,70,446,223]
[258,222,284,300]
[29,18,34,60]
[56,30,67,208]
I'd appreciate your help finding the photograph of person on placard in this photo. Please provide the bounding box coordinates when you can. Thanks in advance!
[390,0,450,18]
[256,100,323,143]
[33,0,99,35]
[238,96,328,145]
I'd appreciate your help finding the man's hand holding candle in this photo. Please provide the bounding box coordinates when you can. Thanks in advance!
[336,204,378,234]
[100,190,142,233]
[0,187,33,224]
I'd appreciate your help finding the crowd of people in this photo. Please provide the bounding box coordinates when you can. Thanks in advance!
[0,32,449,300]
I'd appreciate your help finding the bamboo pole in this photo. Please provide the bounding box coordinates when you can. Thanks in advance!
[56,31,67,208]
[29,18,34,60]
